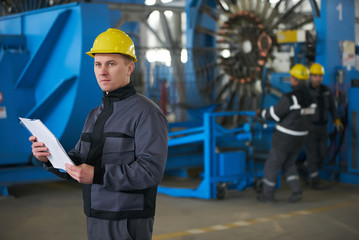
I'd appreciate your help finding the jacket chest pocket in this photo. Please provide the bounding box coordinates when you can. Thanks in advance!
[102,137,135,164]
[79,133,91,160]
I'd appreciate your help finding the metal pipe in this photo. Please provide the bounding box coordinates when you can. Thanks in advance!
[268,0,306,31]
[93,1,184,13]
[308,0,320,18]
[142,21,169,47]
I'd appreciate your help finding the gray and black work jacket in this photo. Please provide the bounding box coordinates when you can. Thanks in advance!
[261,84,316,137]
[45,82,168,220]
[308,84,338,128]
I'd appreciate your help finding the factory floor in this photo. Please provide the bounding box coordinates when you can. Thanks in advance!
[1,176,359,240]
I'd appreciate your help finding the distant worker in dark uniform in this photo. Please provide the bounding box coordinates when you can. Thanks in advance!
[29,28,168,240]
[257,64,316,203]
[305,63,343,189]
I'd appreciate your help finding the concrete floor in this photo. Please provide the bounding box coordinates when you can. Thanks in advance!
[1,177,359,240]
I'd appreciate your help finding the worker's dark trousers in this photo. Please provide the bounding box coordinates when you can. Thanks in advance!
[263,146,301,198]
[305,125,328,179]
[87,216,154,240]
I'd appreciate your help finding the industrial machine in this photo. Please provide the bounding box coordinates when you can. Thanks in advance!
[1,0,359,199]
[185,0,316,112]
[158,0,359,199]
[309,0,359,185]
[160,110,259,199]
[156,0,314,199]
[0,2,111,196]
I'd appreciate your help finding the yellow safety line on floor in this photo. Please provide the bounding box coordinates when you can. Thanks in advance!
[153,201,359,240]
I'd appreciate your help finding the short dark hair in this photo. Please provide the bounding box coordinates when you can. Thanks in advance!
[119,53,134,64]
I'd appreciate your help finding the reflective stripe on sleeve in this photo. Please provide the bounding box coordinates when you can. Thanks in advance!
[269,106,280,122]
[261,109,267,119]
[289,95,301,110]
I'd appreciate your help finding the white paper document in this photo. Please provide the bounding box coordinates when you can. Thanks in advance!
[19,117,74,171]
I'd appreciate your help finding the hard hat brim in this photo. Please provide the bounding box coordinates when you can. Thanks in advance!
[86,51,137,63]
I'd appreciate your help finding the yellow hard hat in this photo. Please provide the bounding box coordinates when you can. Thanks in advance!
[289,63,309,80]
[309,63,325,75]
[86,28,137,62]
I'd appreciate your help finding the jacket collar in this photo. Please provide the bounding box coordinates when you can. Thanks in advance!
[103,82,137,101]
[292,83,307,91]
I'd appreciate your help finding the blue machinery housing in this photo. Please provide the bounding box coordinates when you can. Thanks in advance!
[0,3,108,196]
[161,111,264,199]
[1,0,359,199]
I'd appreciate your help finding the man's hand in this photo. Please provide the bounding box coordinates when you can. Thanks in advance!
[334,118,344,132]
[29,136,50,163]
[65,163,94,184]
[255,109,266,124]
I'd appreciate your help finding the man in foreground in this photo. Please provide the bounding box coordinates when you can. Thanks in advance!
[29,28,168,239]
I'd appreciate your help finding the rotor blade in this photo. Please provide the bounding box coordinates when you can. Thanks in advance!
[223,81,240,116]
[215,0,231,14]
[264,0,284,28]
[215,79,233,102]
[260,0,271,21]
[201,73,226,95]
[199,4,218,21]
[239,0,247,12]
[285,15,313,30]
[196,26,237,44]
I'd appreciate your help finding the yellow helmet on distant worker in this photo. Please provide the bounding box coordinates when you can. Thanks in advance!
[289,63,309,80]
[309,63,325,75]
[86,28,137,62]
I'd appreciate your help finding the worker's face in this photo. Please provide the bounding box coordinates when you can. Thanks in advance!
[290,75,299,87]
[94,53,135,93]
[310,74,323,88]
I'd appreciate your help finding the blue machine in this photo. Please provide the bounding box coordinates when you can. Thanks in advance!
[0,3,111,196]
[347,70,359,179]
[312,0,359,184]
[159,110,262,199]
[0,0,148,197]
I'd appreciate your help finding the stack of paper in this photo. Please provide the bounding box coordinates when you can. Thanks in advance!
[19,117,74,171]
